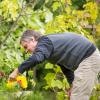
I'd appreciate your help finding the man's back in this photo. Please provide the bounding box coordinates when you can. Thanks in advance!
[47,32,96,70]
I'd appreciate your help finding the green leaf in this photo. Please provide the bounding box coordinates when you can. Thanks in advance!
[51,80,63,89]
[56,92,65,100]
[52,2,60,11]
[45,11,53,23]
[44,73,55,82]
[54,65,61,72]
[45,63,53,69]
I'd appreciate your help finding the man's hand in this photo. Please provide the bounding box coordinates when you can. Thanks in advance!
[8,68,19,81]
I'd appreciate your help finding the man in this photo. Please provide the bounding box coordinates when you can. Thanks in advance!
[9,30,100,100]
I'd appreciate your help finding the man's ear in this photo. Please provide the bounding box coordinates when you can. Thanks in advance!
[32,36,37,42]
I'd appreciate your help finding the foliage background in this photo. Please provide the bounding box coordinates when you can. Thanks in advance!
[0,0,100,100]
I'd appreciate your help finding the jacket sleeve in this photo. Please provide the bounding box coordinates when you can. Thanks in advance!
[18,36,53,74]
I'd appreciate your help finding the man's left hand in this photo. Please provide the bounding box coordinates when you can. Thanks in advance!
[8,68,19,81]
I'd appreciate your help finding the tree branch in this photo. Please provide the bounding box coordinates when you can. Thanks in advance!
[0,1,35,48]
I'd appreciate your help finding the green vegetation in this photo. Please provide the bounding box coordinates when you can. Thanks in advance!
[0,0,100,100]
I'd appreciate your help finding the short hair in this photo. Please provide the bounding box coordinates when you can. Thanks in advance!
[20,30,43,43]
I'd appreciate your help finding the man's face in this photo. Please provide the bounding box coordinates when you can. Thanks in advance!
[21,37,38,53]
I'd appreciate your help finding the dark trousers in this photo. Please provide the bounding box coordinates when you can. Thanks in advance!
[59,64,74,85]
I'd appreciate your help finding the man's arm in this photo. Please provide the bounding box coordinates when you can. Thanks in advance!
[18,50,46,73]
[18,37,53,74]
[9,36,53,80]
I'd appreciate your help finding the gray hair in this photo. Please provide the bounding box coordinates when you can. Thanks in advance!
[20,30,43,43]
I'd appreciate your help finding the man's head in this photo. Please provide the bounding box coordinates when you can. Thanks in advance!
[20,30,42,53]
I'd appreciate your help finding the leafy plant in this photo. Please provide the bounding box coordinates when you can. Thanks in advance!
[0,0,100,99]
